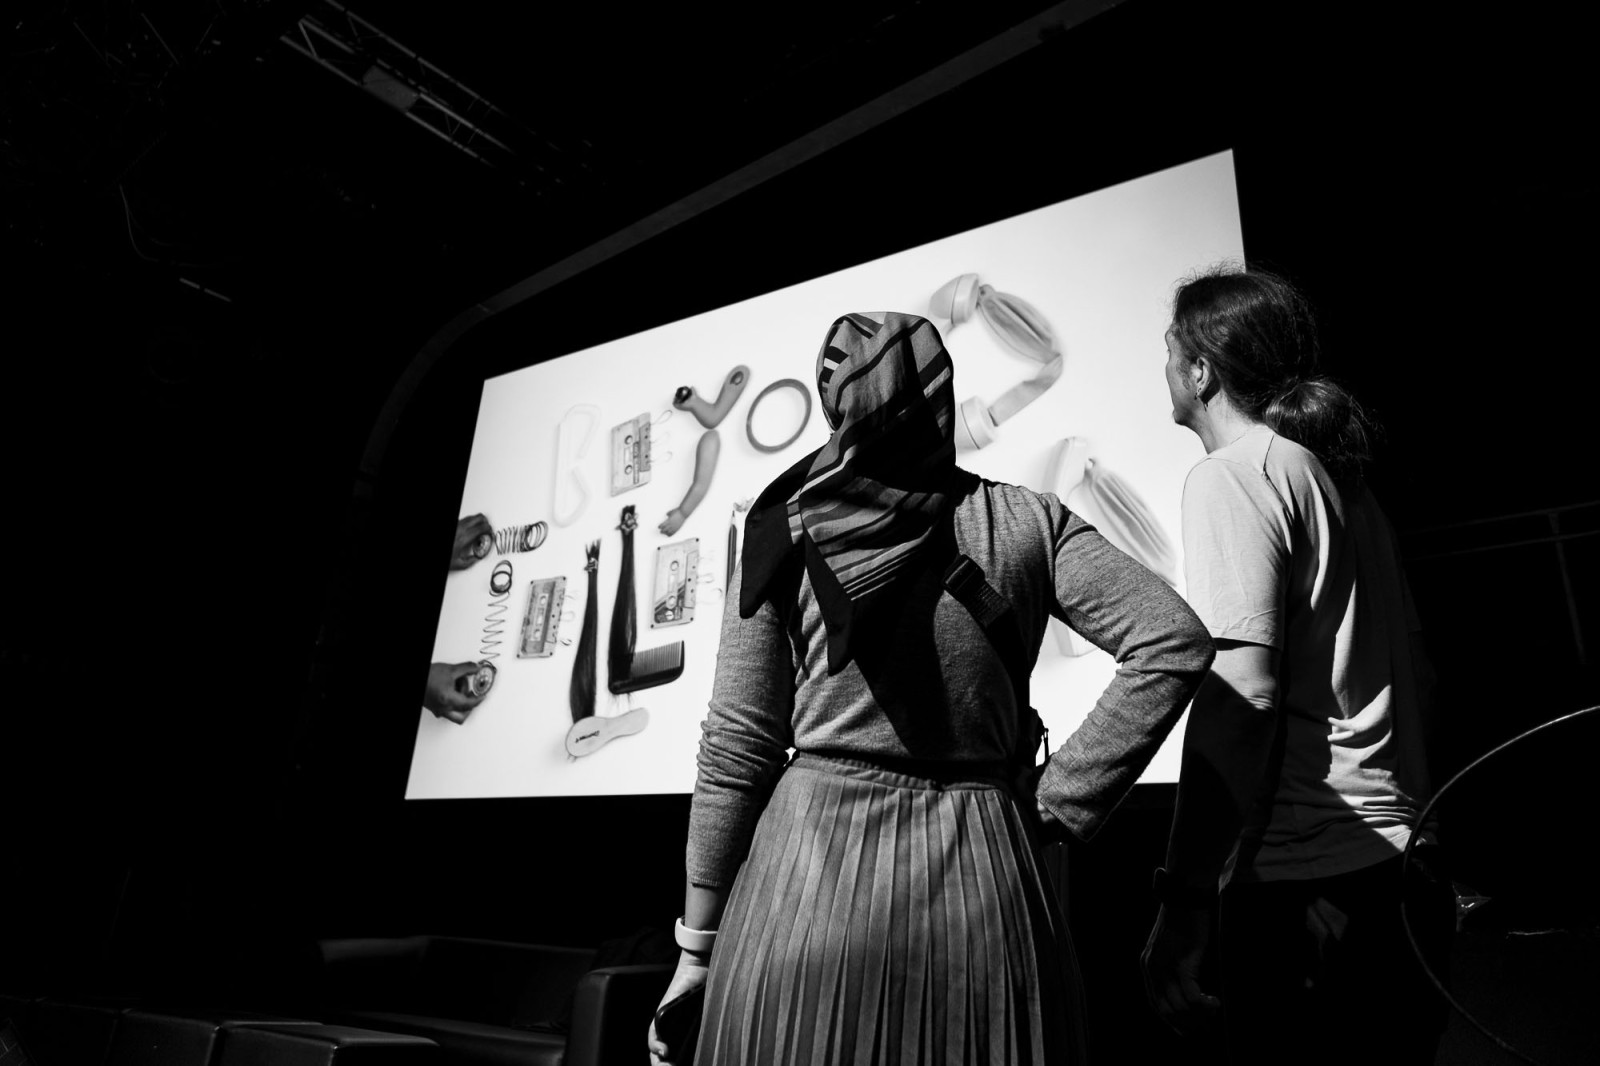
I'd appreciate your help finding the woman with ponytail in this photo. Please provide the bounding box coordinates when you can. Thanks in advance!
[1141,267,1454,1064]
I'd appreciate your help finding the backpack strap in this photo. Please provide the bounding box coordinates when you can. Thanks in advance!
[939,549,1049,784]
[941,554,1030,708]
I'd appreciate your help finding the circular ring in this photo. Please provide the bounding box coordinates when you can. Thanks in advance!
[489,559,514,595]
[746,378,813,454]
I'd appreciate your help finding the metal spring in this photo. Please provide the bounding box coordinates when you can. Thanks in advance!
[481,559,514,661]
[496,521,548,554]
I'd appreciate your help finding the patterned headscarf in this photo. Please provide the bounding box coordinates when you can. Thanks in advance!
[741,311,958,673]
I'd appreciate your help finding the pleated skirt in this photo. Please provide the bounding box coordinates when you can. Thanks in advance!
[695,752,1087,1066]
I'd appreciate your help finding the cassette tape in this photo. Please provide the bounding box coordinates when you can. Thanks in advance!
[651,537,698,628]
[610,413,652,495]
[517,575,567,658]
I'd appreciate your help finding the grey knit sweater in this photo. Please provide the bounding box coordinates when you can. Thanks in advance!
[686,474,1214,888]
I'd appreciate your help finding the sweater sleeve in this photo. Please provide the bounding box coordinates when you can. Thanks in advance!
[1036,508,1214,841]
[684,560,797,888]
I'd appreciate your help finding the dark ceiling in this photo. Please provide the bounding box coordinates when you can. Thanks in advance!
[4,0,1082,359]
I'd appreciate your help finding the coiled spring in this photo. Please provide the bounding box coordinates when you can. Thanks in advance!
[497,521,548,554]
[480,559,514,661]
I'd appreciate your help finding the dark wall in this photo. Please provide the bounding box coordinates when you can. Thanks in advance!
[3,2,1594,1058]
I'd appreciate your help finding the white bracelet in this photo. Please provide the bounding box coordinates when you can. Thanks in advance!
[674,917,717,954]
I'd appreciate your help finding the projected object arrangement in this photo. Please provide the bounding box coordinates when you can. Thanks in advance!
[410,150,1247,799]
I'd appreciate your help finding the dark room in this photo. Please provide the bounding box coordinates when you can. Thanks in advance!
[2,2,1595,1065]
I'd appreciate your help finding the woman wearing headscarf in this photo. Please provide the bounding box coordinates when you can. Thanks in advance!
[649,311,1214,1065]
[1140,267,1452,1065]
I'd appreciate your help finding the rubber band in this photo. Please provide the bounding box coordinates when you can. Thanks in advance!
[746,378,813,454]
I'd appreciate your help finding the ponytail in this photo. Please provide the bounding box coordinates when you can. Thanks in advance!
[1262,375,1373,482]
[1172,266,1379,481]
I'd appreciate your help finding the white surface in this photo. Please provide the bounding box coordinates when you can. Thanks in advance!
[407,150,1244,799]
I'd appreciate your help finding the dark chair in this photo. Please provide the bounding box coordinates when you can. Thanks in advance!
[216,1024,437,1066]
[106,1007,319,1066]
[313,936,672,1066]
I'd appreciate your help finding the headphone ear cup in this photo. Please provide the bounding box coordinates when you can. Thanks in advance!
[930,273,981,325]
[953,395,997,450]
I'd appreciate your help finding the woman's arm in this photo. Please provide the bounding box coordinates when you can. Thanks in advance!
[1140,639,1279,1035]
[1163,639,1280,892]
[1035,512,1215,840]
[1143,456,1289,1033]
[649,880,731,1065]
[684,559,796,890]
[684,882,728,932]
[652,566,793,1065]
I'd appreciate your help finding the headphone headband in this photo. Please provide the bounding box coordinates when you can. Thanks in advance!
[931,273,1065,450]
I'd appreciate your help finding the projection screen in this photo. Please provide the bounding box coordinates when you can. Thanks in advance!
[407,149,1244,799]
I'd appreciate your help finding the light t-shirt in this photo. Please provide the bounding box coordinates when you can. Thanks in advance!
[1182,425,1432,882]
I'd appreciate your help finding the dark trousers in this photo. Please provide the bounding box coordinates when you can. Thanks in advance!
[1219,852,1455,1066]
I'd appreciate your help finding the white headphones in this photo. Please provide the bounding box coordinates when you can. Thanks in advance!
[930,274,1065,450]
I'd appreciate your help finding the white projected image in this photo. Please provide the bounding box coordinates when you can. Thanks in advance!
[408,150,1245,799]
